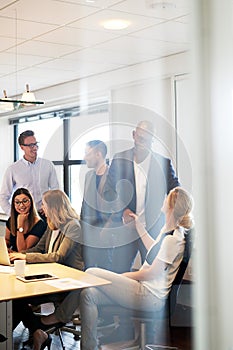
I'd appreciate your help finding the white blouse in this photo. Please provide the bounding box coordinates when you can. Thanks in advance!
[48,229,60,253]
[141,226,185,299]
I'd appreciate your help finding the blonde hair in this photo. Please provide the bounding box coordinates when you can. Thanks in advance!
[167,187,194,230]
[42,190,79,230]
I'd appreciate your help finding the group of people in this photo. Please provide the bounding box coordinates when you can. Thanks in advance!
[0,121,194,350]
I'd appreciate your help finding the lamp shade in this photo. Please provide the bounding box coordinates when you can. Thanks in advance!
[21,84,36,105]
[0,90,14,112]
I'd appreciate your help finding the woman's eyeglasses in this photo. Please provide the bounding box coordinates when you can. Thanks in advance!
[14,199,30,206]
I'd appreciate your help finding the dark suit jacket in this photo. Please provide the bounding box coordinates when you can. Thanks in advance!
[105,148,180,239]
[80,167,112,248]
[80,167,109,226]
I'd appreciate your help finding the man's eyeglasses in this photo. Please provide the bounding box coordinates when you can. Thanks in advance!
[21,142,39,149]
[14,199,30,206]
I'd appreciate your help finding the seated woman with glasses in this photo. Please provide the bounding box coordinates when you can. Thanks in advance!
[9,189,84,350]
[5,188,47,252]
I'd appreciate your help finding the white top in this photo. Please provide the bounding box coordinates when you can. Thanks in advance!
[0,157,59,215]
[134,153,151,227]
[141,226,185,299]
[48,229,60,253]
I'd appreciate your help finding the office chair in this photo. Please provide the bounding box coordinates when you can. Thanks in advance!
[21,310,81,350]
[99,229,194,350]
[43,312,81,350]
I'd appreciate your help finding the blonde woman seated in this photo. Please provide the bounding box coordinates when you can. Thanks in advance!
[40,187,194,350]
[10,189,83,350]
[5,188,47,252]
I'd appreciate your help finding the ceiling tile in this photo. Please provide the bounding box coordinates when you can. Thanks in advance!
[0,75,19,97]
[0,0,17,9]
[6,40,80,58]
[0,66,69,92]
[131,20,190,43]
[53,0,121,8]
[11,60,122,91]
[0,63,17,75]
[62,47,153,65]
[0,0,99,25]
[0,36,17,50]
[0,16,57,39]
[111,0,192,20]
[0,52,39,69]
[92,35,188,58]
[36,26,119,47]
[36,57,121,73]
[2,52,53,67]
[175,14,191,24]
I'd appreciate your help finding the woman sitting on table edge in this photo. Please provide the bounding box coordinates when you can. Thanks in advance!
[5,187,47,252]
[27,186,194,350]
[9,189,84,350]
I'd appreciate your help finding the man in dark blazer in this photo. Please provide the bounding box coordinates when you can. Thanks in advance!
[104,120,180,272]
[81,140,112,270]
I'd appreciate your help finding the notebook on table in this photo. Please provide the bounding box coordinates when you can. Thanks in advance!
[0,236,14,266]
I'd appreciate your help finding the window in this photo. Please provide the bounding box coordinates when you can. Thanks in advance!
[14,106,110,214]
[17,117,64,190]
[18,117,63,161]
[69,112,110,214]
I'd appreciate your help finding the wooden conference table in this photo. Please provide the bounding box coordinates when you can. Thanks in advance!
[0,263,110,349]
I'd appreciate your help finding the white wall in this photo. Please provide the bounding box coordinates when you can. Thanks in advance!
[0,118,13,210]
[175,75,193,192]
[109,77,177,166]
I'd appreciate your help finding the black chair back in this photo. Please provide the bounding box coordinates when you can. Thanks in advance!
[168,228,194,316]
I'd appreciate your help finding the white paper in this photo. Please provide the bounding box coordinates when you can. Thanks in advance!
[44,278,91,290]
[0,266,14,274]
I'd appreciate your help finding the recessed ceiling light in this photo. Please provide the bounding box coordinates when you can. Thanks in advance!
[102,19,130,30]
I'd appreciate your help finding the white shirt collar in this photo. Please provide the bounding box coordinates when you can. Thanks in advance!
[22,156,38,165]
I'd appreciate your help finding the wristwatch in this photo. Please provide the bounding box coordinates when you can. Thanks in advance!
[17,227,24,233]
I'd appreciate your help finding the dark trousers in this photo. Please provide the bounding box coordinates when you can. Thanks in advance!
[110,236,149,273]
[110,242,138,273]
[13,292,68,333]
[83,246,112,271]
[107,224,147,273]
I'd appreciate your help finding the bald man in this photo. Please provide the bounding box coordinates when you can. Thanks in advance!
[104,120,180,272]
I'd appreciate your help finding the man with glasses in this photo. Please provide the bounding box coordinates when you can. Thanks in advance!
[0,130,59,218]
